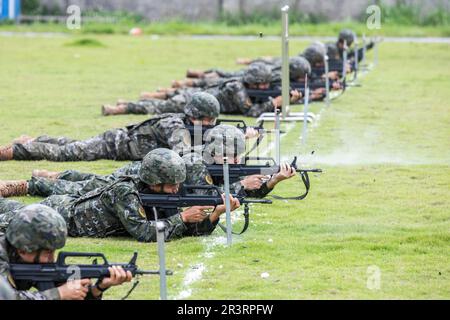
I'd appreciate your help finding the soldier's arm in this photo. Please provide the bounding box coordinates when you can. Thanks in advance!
[162,118,192,155]
[229,81,266,116]
[241,182,273,198]
[232,81,277,117]
[112,189,188,242]
[245,99,276,118]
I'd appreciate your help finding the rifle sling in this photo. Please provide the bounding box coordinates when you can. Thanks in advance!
[270,171,310,201]
[217,207,249,235]
[121,279,140,300]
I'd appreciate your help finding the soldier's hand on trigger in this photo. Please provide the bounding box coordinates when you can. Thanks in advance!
[241,175,266,190]
[290,90,302,103]
[58,278,91,300]
[245,127,260,139]
[181,206,213,223]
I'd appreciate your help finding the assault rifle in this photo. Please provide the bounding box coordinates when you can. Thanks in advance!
[140,185,272,234]
[184,118,265,139]
[206,156,322,201]
[246,79,344,103]
[9,251,170,299]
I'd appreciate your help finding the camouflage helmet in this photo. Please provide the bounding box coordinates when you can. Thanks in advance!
[338,29,356,46]
[6,204,67,253]
[139,148,186,185]
[302,42,326,65]
[0,276,15,300]
[289,56,311,80]
[184,92,220,119]
[243,62,272,84]
[204,124,246,158]
[325,42,340,60]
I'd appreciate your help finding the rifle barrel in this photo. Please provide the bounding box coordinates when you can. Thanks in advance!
[296,168,322,173]
[137,270,173,275]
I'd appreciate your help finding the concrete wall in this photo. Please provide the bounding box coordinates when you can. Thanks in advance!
[38,0,450,21]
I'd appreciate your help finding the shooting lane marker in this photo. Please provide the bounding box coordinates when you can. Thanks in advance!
[324,55,330,108]
[354,38,359,82]
[153,207,168,300]
[223,157,233,246]
[256,5,317,129]
[281,5,290,120]
[302,74,310,146]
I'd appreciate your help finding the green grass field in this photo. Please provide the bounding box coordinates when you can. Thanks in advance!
[1,21,449,37]
[0,34,449,299]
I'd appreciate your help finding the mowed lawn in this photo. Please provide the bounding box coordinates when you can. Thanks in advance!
[0,34,449,299]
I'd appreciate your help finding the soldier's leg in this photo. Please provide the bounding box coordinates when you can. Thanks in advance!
[125,100,160,115]
[33,168,111,184]
[12,128,131,161]
[33,135,78,145]
[28,177,90,197]
[0,198,26,231]
[57,170,100,182]
[31,169,95,181]
[0,198,25,214]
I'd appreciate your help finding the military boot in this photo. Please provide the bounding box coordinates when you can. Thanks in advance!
[0,145,13,161]
[32,169,61,180]
[101,104,127,116]
[0,180,28,197]
[140,91,167,100]
[172,79,195,88]
[12,135,34,145]
[186,69,204,78]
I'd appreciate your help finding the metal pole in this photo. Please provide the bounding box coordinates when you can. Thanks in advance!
[342,40,347,82]
[281,5,290,119]
[223,157,232,246]
[275,109,281,164]
[353,39,359,81]
[374,37,379,67]
[324,55,330,108]
[302,75,309,146]
[153,208,168,300]
[362,33,367,67]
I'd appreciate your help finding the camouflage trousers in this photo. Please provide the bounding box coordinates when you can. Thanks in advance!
[126,88,200,115]
[27,175,113,198]
[0,196,74,233]
[13,129,137,161]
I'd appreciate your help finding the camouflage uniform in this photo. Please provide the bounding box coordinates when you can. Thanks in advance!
[0,204,106,300]
[126,88,202,115]
[12,113,193,161]
[121,64,275,118]
[27,162,142,198]
[0,150,218,242]
[0,205,64,300]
